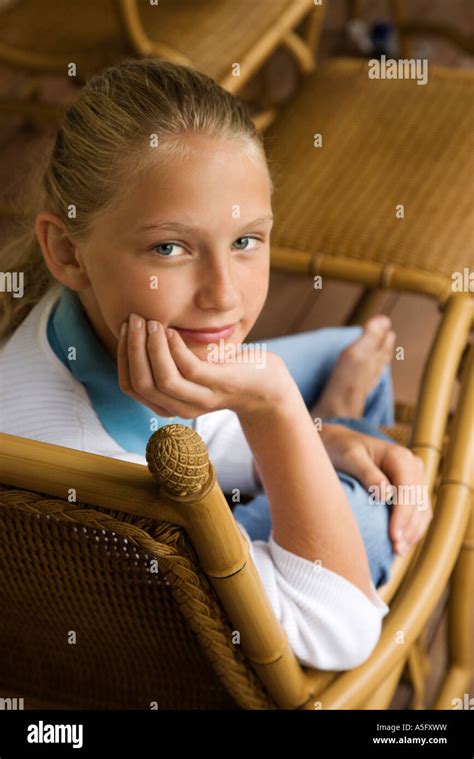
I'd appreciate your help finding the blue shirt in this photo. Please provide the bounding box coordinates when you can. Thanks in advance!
[46,286,194,456]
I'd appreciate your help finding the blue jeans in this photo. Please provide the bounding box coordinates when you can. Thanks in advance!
[232,326,397,588]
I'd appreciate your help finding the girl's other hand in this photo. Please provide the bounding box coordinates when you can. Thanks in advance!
[320,423,433,556]
[117,313,291,420]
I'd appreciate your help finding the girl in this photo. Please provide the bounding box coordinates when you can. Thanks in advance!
[0,58,431,671]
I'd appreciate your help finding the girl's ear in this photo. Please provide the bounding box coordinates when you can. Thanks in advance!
[35,211,91,291]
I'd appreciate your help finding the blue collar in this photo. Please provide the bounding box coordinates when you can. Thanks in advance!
[47,286,193,455]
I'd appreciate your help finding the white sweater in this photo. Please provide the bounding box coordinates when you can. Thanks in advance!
[0,284,389,670]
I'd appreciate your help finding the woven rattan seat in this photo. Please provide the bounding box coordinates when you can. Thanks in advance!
[265,58,474,287]
[380,423,410,448]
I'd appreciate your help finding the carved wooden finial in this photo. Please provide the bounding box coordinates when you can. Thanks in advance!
[145,424,210,497]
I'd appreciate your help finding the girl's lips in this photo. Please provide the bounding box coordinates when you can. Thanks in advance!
[174,323,237,344]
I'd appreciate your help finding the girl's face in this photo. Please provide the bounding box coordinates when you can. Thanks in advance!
[74,133,273,362]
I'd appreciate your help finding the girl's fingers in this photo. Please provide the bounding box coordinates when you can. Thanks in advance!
[394,513,417,554]
[144,320,184,395]
[165,327,209,383]
[125,386,179,418]
[146,321,214,406]
[383,446,426,551]
[118,314,216,417]
[403,501,432,547]
[389,501,413,551]
[389,480,431,554]
[117,317,178,413]
[127,315,157,394]
[117,321,132,393]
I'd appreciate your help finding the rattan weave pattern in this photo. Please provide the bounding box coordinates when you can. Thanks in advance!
[266,59,474,280]
[380,424,411,447]
[0,485,274,709]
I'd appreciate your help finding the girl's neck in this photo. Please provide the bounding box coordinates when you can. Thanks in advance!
[76,290,118,363]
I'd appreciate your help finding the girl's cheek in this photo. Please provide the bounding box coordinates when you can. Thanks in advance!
[110,298,172,335]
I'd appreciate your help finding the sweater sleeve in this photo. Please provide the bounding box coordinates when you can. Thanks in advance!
[237,523,389,671]
[195,409,260,496]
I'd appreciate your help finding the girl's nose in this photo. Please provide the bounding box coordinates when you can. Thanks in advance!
[195,261,240,312]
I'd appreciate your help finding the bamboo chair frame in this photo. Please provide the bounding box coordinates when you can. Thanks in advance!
[267,243,474,707]
[0,288,472,708]
[0,428,309,709]
[248,51,473,706]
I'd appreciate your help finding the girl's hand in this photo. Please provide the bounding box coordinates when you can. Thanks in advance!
[319,423,433,556]
[117,314,291,420]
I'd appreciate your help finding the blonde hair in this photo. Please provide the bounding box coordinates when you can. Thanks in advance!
[0,57,273,340]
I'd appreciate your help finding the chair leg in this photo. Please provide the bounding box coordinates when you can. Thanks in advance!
[406,640,431,709]
[347,287,420,429]
[280,3,324,76]
[246,6,323,133]
[281,30,316,75]
[252,107,278,133]
[362,658,406,709]
[434,503,474,709]
[346,287,387,325]
[304,2,325,53]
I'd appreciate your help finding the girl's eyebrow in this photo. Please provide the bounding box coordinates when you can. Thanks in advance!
[137,216,274,233]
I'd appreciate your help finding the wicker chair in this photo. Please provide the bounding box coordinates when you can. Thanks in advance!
[0,0,325,128]
[0,0,326,218]
[0,358,472,710]
[0,426,281,710]
[259,56,474,708]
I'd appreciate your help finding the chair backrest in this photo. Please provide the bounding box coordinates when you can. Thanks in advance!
[3,376,471,711]
[0,425,311,710]
[0,482,273,709]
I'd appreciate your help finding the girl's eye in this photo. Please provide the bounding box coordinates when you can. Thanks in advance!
[150,242,185,258]
[150,236,261,257]
[232,236,260,251]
